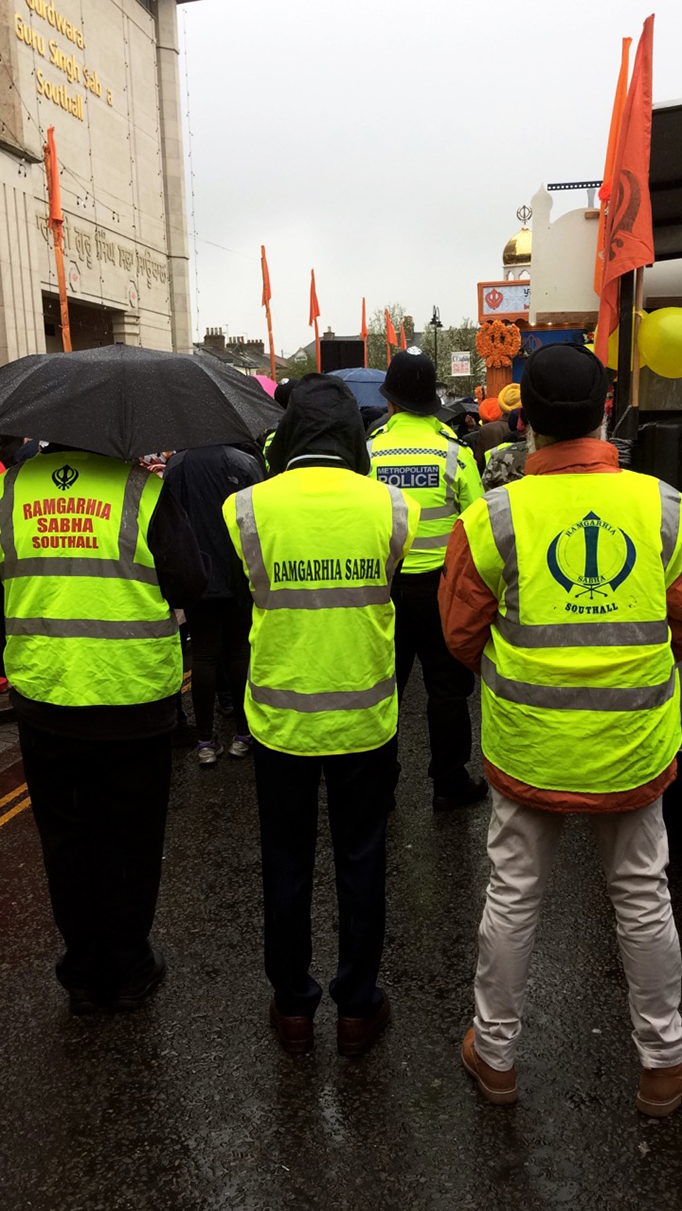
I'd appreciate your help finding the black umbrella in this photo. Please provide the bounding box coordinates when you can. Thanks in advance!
[0,345,282,459]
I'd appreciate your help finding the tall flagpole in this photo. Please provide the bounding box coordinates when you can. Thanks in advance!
[43,127,71,352]
[261,246,277,382]
[361,297,368,368]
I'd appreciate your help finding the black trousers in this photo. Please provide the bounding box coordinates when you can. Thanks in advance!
[185,598,251,739]
[254,738,393,1018]
[18,721,172,992]
[392,568,475,795]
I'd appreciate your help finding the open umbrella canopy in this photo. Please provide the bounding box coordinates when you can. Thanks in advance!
[0,345,282,459]
[329,367,386,410]
[254,374,277,398]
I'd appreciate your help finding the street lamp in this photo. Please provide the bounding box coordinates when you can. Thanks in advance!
[430,305,443,376]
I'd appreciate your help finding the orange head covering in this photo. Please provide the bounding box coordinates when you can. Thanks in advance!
[498,383,521,414]
[479,398,503,423]
[474,385,484,404]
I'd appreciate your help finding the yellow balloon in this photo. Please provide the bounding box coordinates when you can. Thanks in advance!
[638,308,682,379]
[594,313,647,371]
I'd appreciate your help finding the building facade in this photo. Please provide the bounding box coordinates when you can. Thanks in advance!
[0,0,196,363]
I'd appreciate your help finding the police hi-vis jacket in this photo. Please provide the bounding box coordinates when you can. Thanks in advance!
[367,412,483,574]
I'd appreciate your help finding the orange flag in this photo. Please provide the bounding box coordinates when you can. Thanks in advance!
[361,297,368,368]
[43,126,71,352]
[385,310,398,346]
[400,322,407,350]
[261,246,277,381]
[309,269,320,327]
[261,245,272,307]
[594,37,632,295]
[309,269,321,371]
[595,15,654,368]
[46,127,63,229]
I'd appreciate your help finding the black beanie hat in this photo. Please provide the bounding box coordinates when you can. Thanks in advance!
[521,344,608,441]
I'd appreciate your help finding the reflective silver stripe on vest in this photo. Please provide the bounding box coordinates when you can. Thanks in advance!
[660,481,681,570]
[495,614,669,649]
[5,617,177,640]
[249,674,396,713]
[410,533,450,550]
[420,503,456,521]
[385,483,409,581]
[482,654,676,712]
[486,488,520,620]
[235,486,270,608]
[443,439,460,511]
[237,482,406,610]
[0,461,159,585]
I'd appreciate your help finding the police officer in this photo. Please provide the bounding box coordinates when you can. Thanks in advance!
[439,345,682,1114]
[367,350,486,811]
[224,376,419,1055]
[0,446,207,1013]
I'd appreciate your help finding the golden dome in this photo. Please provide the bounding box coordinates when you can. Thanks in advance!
[503,226,532,266]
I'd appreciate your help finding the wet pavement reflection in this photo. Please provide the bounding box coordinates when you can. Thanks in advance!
[1,677,681,1210]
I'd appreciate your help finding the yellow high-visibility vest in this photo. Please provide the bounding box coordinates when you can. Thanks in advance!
[224,465,420,755]
[367,412,483,573]
[462,469,682,793]
[0,453,181,707]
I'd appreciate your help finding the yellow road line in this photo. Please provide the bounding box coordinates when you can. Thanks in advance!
[0,781,28,811]
[0,795,31,829]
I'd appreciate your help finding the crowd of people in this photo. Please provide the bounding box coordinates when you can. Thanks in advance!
[1,342,681,1116]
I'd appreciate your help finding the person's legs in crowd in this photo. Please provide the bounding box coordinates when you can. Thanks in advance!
[397,570,483,808]
[184,598,225,763]
[254,740,323,1050]
[473,790,563,1072]
[19,721,171,1012]
[222,598,252,758]
[325,739,393,1054]
[592,800,682,1115]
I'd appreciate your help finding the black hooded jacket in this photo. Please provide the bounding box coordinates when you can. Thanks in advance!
[266,375,370,477]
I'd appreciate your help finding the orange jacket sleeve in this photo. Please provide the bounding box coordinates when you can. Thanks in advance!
[438,518,499,673]
[666,571,682,664]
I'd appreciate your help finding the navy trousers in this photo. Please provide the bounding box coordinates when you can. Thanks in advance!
[254,737,394,1018]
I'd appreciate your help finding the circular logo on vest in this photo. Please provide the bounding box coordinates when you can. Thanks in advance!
[52,464,79,491]
[547,511,636,600]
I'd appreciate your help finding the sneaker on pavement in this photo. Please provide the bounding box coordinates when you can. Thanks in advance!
[106,949,167,1013]
[228,734,252,758]
[461,1027,518,1105]
[637,1062,682,1117]
[197,737,224,766]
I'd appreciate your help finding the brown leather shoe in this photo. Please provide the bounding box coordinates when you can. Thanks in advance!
[461,1027,518,1105]
[337,992,391,1056]
[636,1062,682,1117]
[269,999,314,1054]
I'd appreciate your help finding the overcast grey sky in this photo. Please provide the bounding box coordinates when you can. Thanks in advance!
[179,0,681,356]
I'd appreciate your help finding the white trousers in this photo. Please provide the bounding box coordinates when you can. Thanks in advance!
[474,790,682,1071]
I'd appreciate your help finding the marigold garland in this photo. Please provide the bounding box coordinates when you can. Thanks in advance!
[476,321,522,368]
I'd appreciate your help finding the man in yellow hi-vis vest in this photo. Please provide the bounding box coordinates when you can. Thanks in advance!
[225,376,419,1056]
[368,350,485,811]
[0,447,207,1014]
[439,345,682,1117]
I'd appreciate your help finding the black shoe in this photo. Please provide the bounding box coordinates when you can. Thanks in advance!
[433,776,489,812]
[68,988,102,1016]
[106,949,167,1012]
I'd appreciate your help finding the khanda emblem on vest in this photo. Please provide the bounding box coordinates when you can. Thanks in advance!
[547,511,636,600]
[52,464,79,491]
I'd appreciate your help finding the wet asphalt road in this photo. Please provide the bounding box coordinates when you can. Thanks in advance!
[1,676,681,1211]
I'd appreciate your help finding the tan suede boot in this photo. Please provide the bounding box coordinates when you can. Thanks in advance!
[636,1062,682,1117]
[461,1027,518,1105]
